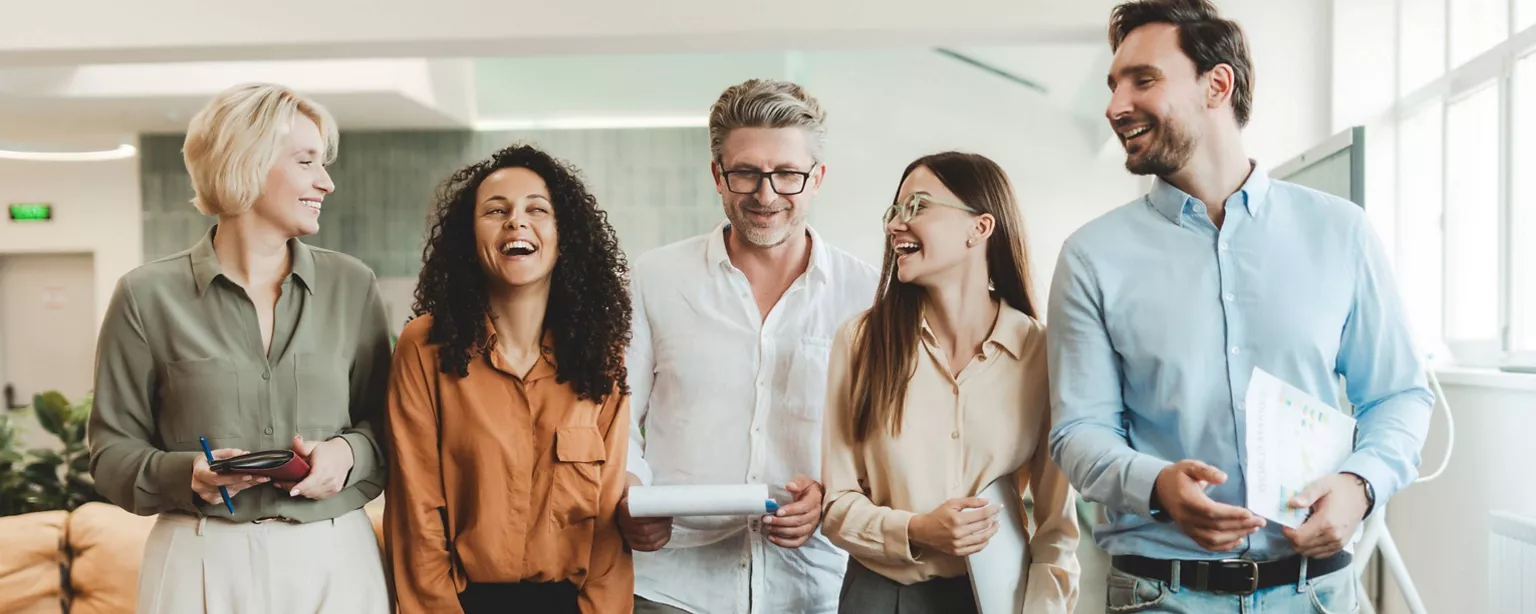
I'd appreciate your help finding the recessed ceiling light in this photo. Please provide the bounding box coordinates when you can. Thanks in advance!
[0,144,138,162]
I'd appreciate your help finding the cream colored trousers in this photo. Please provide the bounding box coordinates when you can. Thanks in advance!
[136,510,387,614]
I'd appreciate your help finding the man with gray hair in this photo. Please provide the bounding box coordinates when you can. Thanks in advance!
[617,79,878,613]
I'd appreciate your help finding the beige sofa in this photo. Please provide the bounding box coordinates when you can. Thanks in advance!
[0,502,386,614]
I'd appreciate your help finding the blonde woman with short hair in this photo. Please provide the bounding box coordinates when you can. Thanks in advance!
[87,82,391,614]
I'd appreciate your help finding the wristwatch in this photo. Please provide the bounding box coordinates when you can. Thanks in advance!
[1344,472,1376,518]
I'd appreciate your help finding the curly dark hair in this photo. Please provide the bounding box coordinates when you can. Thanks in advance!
[412,143,631,402]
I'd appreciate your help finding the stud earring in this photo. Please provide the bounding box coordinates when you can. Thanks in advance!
[966,238,976,247]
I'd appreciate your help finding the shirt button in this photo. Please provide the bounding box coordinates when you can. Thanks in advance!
[1219,242,1229,251]
[264,427,274,435]
[951,431,960,439]
[952,385,960,394]
[1230,346,1241,355]
[1223,293,1235,302]
[262,372,270,380]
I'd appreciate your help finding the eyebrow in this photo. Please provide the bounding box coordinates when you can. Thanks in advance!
[480,194,551,206]
[727,162,814,172]
[1107,64,1162,88]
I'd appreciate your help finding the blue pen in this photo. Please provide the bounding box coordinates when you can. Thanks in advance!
[199,436,235,514]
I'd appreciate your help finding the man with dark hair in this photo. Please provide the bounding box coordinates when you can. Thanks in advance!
[1047,0,1433,610]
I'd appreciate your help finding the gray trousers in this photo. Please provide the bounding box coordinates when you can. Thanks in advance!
[836,557,978,614]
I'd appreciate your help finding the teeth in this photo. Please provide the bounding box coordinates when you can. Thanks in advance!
[1123,126,1150,139]
[300,199,322,209]
[894,242,921,254]
[500,239,536,256]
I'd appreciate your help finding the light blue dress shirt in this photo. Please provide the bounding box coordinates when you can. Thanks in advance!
[1046,164,1433,561]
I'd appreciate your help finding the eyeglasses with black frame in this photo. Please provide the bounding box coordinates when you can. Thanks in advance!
[719,163,817,195]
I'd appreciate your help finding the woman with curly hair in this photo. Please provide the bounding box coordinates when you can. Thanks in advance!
[385,144,633,614]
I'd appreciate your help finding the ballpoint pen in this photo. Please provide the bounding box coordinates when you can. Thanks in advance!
[199,436,235,514]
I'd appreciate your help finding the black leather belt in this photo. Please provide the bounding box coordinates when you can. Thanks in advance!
[1112,552,1351,594]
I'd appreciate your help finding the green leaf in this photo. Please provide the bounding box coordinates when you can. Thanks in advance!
[32,392,70,440]
[29,448,64,466]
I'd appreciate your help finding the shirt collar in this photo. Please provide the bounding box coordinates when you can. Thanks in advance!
[190,225,317,297]
[482,318,558,382]
[705,220,832,285]
[917,300,1032,360]
[1148,161,1273,226]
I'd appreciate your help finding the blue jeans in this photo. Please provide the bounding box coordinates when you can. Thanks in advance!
[1106,563,1360,613]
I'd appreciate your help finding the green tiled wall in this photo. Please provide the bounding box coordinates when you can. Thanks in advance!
[140,128,723,276]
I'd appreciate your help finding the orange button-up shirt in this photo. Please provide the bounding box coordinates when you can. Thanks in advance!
[385,315,632,613]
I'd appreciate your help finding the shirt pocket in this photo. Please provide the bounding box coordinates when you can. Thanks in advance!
[784,336,834,421]
[550,425,606,528]
[294,352,352,436]
[161,357,242,442]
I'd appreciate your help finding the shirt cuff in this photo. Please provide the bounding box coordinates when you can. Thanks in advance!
[885,508,921,564]
[155,451,203,514]
[1127,454,1174,519]
[1337,453,1395,506]
[335,433,377,489]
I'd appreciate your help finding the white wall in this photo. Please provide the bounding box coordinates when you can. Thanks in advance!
[794,48,1141,298]
[1228,0,1335,166]
[1373,377,1536,614]
[0,152,143,325]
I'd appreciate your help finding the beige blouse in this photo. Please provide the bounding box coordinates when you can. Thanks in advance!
[821,303,1080,611]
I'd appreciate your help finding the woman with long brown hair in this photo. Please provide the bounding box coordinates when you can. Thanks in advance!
[821,152,1079,612]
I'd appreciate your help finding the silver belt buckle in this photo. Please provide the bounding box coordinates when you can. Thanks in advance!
[1218,558,1260,594]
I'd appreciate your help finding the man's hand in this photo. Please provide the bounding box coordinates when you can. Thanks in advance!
[1154,460,1266,551]
[763,476,822,548]
[1282,473,1371,558]
[273,435,353,500]
[617,473,673,551]
[908,497,1002,557]
[191,448,268,504]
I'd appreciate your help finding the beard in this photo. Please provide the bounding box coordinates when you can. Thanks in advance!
[1121,114,1198,177]
[726,196,803,247]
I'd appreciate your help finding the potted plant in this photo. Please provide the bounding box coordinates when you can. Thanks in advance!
[0,391,104,516]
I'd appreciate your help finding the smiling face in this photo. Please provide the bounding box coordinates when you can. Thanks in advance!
[474,167,560,291]
[713,127,824,248]
[884,165,990,287]
[1105,22,1206,177]
[248,113,334,237]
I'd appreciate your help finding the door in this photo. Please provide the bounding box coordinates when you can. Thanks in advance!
[0,254,96,447]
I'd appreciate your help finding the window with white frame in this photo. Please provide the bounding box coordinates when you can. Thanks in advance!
[1514,51,1536,354]
[1336,0,1536,366]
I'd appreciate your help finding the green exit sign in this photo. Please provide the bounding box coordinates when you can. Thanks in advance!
[8,203,52,221]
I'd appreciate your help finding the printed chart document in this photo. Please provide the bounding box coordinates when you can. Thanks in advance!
[966,475,1029,614]
[1244,367,1357,529]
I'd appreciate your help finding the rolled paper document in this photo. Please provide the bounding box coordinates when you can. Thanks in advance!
[627,484,779,517]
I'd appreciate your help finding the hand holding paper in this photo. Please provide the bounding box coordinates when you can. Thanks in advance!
[1244,368,1356,529]
[1281,473,1372,558]
[762,477,822,549]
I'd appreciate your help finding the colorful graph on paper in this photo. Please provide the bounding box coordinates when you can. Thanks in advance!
[1244,368,1357,530]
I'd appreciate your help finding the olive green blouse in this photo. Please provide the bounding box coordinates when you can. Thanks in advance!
[87,226,391,522]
